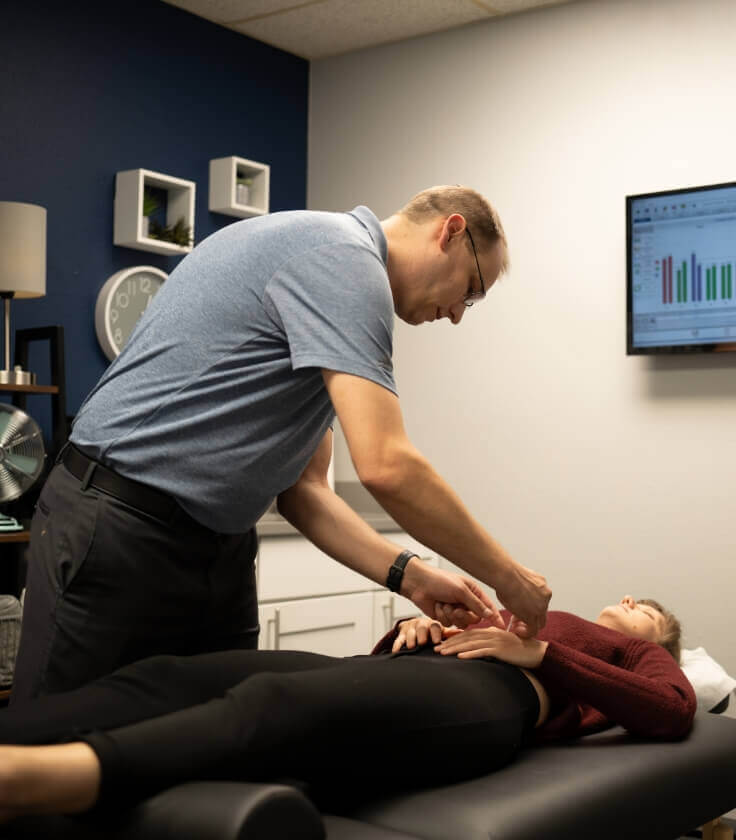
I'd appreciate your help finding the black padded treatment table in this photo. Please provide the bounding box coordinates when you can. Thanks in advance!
[5,711,736,840]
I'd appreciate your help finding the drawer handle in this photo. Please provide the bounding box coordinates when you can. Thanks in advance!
[382,599,395,631]
[266,608,281,650]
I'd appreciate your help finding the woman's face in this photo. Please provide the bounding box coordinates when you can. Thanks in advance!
[596,595,665,642]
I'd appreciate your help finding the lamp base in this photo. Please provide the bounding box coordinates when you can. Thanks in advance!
[0,367,37,386]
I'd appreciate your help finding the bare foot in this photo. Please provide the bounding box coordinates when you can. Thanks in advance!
[0,743,101,816]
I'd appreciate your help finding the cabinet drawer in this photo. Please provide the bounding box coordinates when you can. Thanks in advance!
[257,537,377,602]
[372,591,422,639]
[258,592,374,657]
[258,532,439,602]
[257,533,439,602]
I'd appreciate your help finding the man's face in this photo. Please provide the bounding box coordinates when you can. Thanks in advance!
[399,221,503,327]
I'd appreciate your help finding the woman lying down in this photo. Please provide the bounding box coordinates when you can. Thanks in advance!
[0,595,695,820]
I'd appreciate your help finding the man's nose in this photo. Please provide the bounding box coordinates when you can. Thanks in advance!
[621,594,635,607]
[446,303,465,325]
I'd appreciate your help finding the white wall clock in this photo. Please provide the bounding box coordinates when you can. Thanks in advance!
[95,265,168,361]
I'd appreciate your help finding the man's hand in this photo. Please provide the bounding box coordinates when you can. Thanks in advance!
[401,561,504,630]
[492,563,551,638]
[391,616,463,653]
[435,626,549,668]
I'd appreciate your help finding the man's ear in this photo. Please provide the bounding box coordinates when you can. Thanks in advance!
[438,213,467,252]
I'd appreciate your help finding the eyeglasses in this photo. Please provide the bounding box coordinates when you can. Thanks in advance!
[463,227,486,307]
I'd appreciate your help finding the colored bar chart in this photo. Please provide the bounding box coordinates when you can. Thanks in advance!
[661,254,734,303]
[691,253,696,302]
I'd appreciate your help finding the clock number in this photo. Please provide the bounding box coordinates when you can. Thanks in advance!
[116,291,129,309]
[140,276,151,294]
[113,327,123,346]
[110,308,119,324]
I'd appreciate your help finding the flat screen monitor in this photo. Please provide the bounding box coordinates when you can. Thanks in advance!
[627,181,736,354]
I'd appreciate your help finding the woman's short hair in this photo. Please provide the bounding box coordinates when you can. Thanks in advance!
[639,598,682,664]
[400,185,510,274]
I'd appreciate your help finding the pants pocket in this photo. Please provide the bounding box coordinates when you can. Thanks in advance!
[33,472,100,594]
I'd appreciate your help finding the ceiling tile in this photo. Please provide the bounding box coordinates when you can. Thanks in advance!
[477,0,573,11]
[161,0,580,60]
[231,0,492,59]
[164,0,317,24]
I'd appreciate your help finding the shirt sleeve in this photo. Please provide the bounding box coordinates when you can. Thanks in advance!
[264,241,396,395]
[536,637,696,739]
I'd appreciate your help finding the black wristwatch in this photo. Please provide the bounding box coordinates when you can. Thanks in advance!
[386,549,419,593]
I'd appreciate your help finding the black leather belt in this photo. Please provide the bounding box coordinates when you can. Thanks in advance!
[62,444,178,521]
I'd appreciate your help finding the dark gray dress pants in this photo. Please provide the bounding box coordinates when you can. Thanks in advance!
[11,461,259,703]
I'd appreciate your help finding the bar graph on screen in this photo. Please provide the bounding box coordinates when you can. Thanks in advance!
[628,181,736,352]
[659,255,734,304]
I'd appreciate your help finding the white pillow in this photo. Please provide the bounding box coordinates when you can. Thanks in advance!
[680,647,736,711]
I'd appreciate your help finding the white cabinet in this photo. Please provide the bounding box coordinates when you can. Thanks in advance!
[256,531,440,656]
[372,590,422,639]
[258,592,374,656]
[257,535,374,602]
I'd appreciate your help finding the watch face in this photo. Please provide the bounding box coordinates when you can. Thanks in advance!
[109,271,164,352]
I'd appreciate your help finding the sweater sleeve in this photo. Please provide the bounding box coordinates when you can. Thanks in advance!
[370,618,415,655]
[536,637,696,739]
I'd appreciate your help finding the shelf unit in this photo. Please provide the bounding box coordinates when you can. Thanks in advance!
[0,384,57,394]
[0,328,68,592]
[114,168,196,255]
[0,532,30,544]
[209,156,269,219]
[5,326,68,458]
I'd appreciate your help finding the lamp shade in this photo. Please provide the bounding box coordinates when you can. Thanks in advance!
[0,201,46,298]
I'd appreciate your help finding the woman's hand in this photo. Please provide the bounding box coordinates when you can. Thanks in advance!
[391,616,463,653]
[434,626,548,668]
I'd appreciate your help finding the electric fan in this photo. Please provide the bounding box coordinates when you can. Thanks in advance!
[0,403,45,503]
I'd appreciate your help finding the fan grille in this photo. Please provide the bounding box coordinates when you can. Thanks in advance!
[0,403,46,503]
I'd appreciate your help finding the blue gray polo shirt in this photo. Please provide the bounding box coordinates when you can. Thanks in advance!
[71,206,396,533]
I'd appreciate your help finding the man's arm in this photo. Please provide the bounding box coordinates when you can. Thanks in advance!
[321,370,551,635]
[277,429,501,625]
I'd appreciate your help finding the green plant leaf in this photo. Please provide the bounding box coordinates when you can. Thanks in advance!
[142,189,160,217]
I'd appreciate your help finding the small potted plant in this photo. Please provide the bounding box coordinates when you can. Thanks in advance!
[236,176,253,207]
[149,216,193,249]
[169,216,193,248]
[141,189,159,238]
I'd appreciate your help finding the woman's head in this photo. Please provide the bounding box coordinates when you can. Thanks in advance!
[596,595,681,663]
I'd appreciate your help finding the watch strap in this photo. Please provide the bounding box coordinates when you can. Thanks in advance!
[386,549,419,593]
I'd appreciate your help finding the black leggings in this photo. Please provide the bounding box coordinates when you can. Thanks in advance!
[0,647,539,810]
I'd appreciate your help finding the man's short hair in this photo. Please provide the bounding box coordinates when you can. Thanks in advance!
[400,185,510,274]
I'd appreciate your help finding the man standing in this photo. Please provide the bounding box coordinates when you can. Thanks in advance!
[12,185,550,702]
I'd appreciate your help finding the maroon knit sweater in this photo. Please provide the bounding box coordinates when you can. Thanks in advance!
[372,610,696,742]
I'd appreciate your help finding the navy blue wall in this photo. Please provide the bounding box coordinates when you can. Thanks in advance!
[1,0,308,423]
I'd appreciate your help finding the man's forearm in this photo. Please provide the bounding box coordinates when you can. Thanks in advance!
[277,481,405,586]
[363,447,515,590]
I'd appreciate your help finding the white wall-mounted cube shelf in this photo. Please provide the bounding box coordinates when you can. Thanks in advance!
[114,168,196,255]
[209,156,270,219]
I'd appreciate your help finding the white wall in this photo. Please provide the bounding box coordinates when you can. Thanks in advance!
[308,0,736,674]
